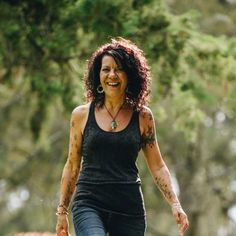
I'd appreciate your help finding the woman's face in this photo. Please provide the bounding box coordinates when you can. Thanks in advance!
[99,55,128,98]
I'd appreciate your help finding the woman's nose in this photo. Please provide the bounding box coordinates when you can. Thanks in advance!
[108,69,117,78]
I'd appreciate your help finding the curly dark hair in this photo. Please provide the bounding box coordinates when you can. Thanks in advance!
[85,37,151,111]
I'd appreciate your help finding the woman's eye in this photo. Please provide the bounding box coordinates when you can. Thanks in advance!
[102,68,109,72]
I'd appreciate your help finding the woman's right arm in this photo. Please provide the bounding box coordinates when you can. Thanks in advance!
[56,105,87,236]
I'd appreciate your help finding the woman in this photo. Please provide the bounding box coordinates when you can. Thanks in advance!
[56,37,189,236]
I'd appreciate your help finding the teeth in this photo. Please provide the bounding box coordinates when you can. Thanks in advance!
[107,82,119,86]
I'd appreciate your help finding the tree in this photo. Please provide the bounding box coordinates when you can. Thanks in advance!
[1,0,236,235]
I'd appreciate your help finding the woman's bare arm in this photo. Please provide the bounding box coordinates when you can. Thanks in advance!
[140,107,189,235]
[58,107,84,209]
[56,105,88,236]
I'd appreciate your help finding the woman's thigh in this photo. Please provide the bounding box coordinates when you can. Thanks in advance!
[108,214,146,236]
[72,206,108,236]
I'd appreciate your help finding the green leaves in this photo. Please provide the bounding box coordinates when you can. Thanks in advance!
[1,1,236,235]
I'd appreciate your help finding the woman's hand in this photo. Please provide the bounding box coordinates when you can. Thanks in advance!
[56,215,70,236]
[172,204,189,236]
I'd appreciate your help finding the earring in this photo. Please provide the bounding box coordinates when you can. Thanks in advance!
[97,84,104,94]
[126,87,131,94]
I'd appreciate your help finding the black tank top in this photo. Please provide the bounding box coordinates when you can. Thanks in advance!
[78,101,142,184]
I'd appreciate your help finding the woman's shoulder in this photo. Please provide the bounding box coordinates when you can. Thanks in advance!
[139,105,153,120]
[71,102,91,120]
[138,106,155,135]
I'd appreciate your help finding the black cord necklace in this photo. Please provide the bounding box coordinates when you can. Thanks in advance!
[104,103,124,130]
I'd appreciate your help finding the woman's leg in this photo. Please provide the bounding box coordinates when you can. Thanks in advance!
[108,213,146,236]
[72,206,108,236]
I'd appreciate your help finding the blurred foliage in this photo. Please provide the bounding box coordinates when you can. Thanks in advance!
[0,0,236,236]
[167,0,236,36]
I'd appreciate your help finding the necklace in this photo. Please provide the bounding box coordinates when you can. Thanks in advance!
[104,103,124,130]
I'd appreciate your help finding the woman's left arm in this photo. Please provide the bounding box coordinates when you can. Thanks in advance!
[140,107,189,235]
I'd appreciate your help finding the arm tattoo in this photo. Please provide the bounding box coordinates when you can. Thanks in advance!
[60,115,81,207]
[148,113,153,121]
[63,181,73,206]
[141,111,156,148]
[141,126,155,148]
[63,174,77,206]
[62,159,79,207]
[155,176,173,201]
[141,111,153,121]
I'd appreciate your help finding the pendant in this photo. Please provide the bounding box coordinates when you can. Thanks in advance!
[111,120,117,130]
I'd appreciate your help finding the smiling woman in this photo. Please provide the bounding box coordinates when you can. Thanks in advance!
[99,55,128,106]
[56,37,189,236]
[85,38,150,110]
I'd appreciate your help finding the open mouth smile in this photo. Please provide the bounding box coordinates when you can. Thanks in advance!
[106,82,120,87]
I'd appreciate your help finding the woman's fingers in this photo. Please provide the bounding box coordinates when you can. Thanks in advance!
[172,207,189,235]
[178,212,189,235]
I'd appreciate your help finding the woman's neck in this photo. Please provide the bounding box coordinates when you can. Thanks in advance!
[104,96,125,110]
